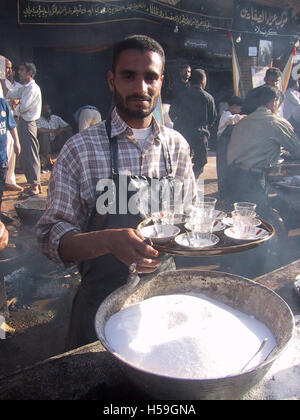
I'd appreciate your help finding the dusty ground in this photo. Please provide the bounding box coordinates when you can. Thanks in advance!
[0,169,82,377]
[0,153,299,379]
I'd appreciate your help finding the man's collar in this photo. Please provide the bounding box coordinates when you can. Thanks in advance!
[23,79,35,87]
[110,107,162,143]
[256,106,272,114]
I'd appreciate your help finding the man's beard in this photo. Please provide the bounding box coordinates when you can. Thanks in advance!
[113,88,158,119]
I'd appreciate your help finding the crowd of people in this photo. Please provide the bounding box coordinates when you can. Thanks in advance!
[0,57,102,222]
[0,34,300,350]
[169,63,300,221]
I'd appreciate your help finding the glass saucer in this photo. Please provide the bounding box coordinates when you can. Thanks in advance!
[175,233,219,249]
[224,227,269,242]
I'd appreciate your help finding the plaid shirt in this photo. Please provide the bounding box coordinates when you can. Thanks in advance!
[36,108,196,264]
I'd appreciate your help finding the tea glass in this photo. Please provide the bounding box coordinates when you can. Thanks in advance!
[152,203,185,225]
[233,202,257,217]
[188,198,216,238]
[231,210,258,238]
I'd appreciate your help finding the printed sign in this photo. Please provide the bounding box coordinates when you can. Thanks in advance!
[234,0,291,36]
[18,0,232,32]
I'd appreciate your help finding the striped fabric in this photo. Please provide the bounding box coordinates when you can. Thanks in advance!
[36,107,196,264]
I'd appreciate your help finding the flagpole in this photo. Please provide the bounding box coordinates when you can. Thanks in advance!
[281,45,297,93]
[229,31,243,98]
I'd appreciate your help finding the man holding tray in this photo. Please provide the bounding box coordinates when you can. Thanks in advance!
[36,35,196,349]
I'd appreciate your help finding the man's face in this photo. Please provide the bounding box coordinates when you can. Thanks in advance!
[42,105,51,118]
[181,66,191,81]
[265,75,280,88]
[18,65,31,84]
[107,49,164,122]
[5,59,13,79]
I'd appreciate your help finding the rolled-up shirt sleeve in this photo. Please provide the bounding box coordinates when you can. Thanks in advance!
[36,141,89,265]
[275,118,300,159]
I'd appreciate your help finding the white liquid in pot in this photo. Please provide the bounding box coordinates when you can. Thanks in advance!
[104,293,276,379]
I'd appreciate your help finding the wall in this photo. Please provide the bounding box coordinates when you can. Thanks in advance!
[239,56,258,95]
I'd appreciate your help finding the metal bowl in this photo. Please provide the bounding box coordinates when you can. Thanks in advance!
[15,197,47,225]
[95,270,294,400]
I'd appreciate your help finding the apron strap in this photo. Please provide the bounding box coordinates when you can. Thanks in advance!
[105,115,118,175]
[161,137,173,175]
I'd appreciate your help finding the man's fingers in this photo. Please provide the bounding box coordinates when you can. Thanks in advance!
[136,264,161,274]
[106,228,160,272]
[133,229,159,258]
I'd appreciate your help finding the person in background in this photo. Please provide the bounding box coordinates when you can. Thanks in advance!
[242,67,284,115]
[169,63,191,106]
[73,105,102,132]
[224,85,300,219]
[1,59,23,192]
[282,77,300,122]
[37,104,72,171]
[169,68,217,178]
[217,96,246,137]
[36,35,196,350]
[0,97,21,223]
[216,96,246,202]
[177,64,191,91]
[0,62,42,197]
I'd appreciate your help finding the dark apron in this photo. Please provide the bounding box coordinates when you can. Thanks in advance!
[66,117,176,350]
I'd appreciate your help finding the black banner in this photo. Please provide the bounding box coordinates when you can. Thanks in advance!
[233,0,292,36]
[18,0,232,32]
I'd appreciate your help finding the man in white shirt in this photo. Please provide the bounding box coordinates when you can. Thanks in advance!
[37,104,72,170]
[282,78,300,121]
[217,96,246,137]
[1,62,42,197]
[4,60,23,191]
[73,105,101,132]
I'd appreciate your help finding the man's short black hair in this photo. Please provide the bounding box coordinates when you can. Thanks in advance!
[180,64,191,70]
[265,67,281,80]
[256,85,280,107]
[228,96,244,107]
[19,62,37,78]
[190,68,206,85]
[112,35,165,73]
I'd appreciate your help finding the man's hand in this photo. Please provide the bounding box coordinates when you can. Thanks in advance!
[104,228,161,273]
[59,227,161,274]
[14,141,21,157]
[9,99,20,111]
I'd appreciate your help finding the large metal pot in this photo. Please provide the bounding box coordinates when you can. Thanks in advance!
[95,270,294,400]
